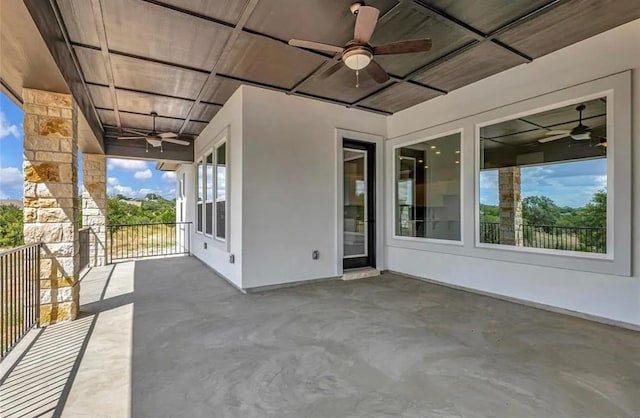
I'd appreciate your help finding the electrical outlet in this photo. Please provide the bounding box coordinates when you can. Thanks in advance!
[203,242,207,249]
[312,250,319,260]
[229,254,235,264]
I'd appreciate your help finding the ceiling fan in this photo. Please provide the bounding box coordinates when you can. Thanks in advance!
[538,104,593,144]
[117,111,190,152]
[288,2,432,87]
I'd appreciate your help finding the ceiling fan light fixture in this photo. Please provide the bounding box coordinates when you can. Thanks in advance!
[343,48,372,70]
[146,136,162,148]
[570,132,591,141]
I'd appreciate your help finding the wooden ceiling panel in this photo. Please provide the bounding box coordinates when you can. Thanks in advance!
[183,121,209,135]
[358,82,441,113]
[218,32,326,89]
[119,112,184,133]
[298,63,393,103]
[497,0,640,58]
[110,54,208,99]
[116,89,194,120]
[102,0,231,71]
[371,3,474,77]
[158,0,250,25]
[423,0,552,34]
[96,109,118,127]
[86,84,113,109]
[245,0,398,45]
[56,0,100,47]
[74,47,108,85]
[412,42,525,92]
[200,77,243,105]
[190,103,221,122]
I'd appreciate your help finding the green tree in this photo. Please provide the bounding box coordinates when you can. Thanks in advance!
[576,190,606,253]
[0,205,24,248]
[522,196,560,226]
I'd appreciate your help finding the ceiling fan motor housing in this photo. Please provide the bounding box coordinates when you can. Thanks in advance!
[350,2,365,15]
[343,46,373,70]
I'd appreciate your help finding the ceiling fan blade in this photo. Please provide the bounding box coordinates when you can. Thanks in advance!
[353,6,379,44]
[122,128,149,136]
[538,134,568,143]
[365,60,390,84]
[162,137,190,146]
[318,61,344,80]
[117,136,146,140]
[288,39,344,54]
[373,39,432,55]
[159,132,178,138]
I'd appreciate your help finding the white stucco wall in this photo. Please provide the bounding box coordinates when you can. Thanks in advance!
[187,87,244,289]
[385,19,640,327]
[241,86,387,288]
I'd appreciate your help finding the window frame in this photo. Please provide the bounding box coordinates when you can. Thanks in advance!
[195,159,204,234]
[204,151,214,237]
[214,140,227,242]
[474,91,613,260]
[391,128,464,246]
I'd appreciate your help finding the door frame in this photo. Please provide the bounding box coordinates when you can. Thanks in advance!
[335,129,384,275]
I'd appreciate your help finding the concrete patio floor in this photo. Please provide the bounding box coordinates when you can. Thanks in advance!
[1,256,639,417]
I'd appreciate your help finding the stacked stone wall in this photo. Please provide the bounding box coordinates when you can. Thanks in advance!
[22,89,79,324]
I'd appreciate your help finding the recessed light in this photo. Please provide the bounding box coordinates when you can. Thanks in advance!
[430,145,437,149]
[424,165,429,169]
[455,160,460,164]
[455,150,461,154]
[418,159,423,163]
[435,151,441,155]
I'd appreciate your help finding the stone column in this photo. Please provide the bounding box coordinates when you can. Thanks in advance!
[22,88,79,325]
[82,154,107,267]
[498,167,523,246]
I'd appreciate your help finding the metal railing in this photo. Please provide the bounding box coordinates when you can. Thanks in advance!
[1,243,40,360]
[107,222,191,263]
[480,222,606,253]
[79,227,91,272]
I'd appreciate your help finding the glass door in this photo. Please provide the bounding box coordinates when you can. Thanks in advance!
[343,140,375,270]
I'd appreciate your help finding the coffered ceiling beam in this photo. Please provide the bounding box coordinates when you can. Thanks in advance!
[24,0,105,150]
[89,0,122,129]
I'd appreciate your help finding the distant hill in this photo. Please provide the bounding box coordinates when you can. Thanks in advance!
[0,199,22,209]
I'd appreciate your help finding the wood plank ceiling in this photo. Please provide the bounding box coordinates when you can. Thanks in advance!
[49,0,640,142]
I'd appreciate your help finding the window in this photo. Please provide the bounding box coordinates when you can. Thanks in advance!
[478,97,607,254]
[215,143,226,240]
[205,153,214,236]
[395,132,461,241]
[196,160,203,233]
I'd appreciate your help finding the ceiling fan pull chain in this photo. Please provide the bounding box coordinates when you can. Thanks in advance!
[356,69,360,88]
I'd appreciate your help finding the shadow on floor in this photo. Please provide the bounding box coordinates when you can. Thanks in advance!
[0,264,122,417]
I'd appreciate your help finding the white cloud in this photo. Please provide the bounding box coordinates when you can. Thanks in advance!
[0,166,22,198]
[106,176,136,197]
[161,171,176,182]
[107,158,148,171]
[106,176,175,199]
[0,111,21,140]
[134,169,153,180]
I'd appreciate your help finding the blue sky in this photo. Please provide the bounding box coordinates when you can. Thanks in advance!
[480,159,607,208]
[0,91,175,200]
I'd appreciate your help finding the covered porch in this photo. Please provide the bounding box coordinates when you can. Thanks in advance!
[2,256,638,417]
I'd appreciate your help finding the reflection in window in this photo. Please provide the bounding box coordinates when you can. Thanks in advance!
[196,160,203,233]
[215,143,226,240]
[479,98,607,254]
[205,153,213,235]
[395,132,461,241]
